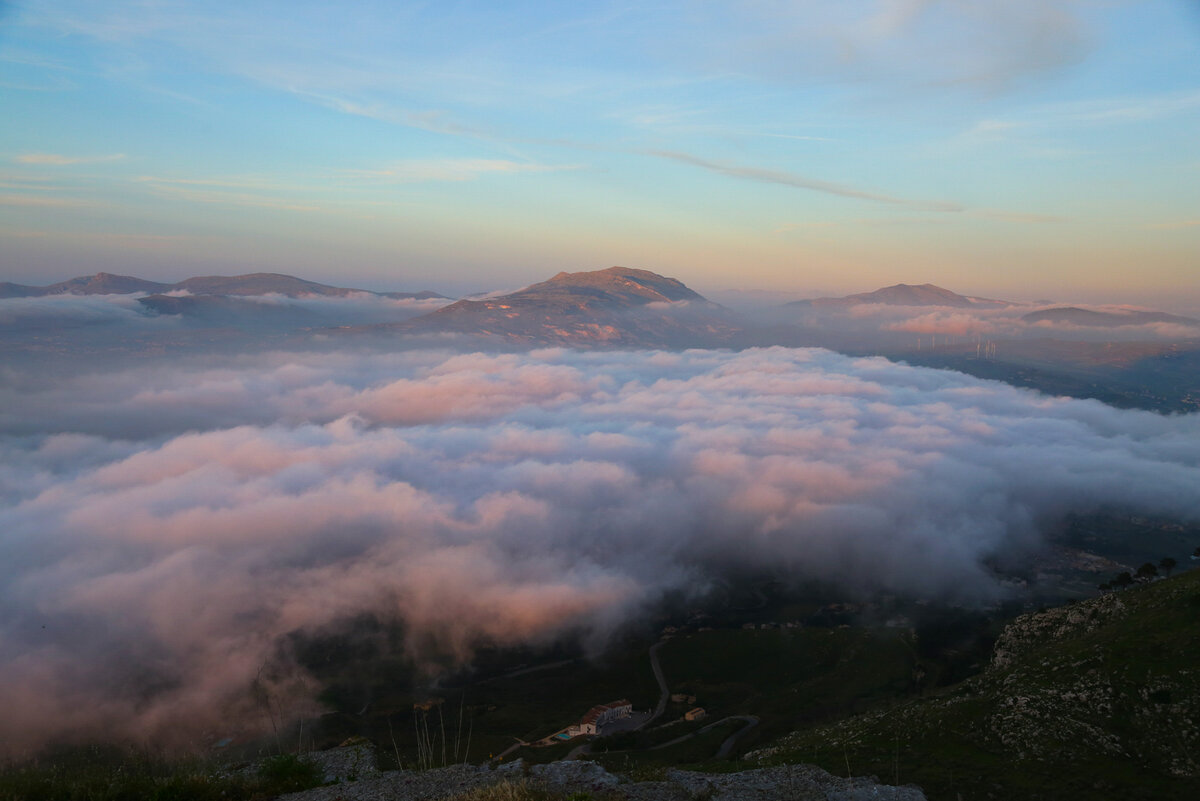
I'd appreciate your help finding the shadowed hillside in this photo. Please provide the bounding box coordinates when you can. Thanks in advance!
[748,569,1200,800]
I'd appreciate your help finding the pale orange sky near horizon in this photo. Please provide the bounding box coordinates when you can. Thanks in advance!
[2,1,1198,312]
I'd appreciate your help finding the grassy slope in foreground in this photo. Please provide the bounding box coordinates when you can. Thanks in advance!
[748,569,1200,800]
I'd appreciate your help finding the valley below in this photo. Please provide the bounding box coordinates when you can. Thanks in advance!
[271,512,1200,800]
[2,268,1199,800]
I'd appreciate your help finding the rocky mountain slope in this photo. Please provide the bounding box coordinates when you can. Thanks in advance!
[388,266,741,347]
[748,569,1200,799]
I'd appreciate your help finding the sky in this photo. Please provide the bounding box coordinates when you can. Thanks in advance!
[2,1,1199,307]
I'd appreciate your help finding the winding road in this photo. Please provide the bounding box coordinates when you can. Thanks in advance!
[566,639,758,761]
[716,715,759,758]
[496,738,527,760]
[646,715,759,756]
[640,639,670,729]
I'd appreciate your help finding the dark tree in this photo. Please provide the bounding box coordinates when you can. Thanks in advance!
[1135,562,1159,582]
[1097,582,1112,592]
[1160,557,1177,577]
[1112,571,1134,589]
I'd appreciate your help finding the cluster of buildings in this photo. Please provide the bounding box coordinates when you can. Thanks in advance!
[549,695,709,742]
[566,699,632,737]
[672,694,705,721]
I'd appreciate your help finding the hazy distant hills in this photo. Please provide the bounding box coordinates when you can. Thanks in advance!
[787,282,1002,309]
[0,273,172,298]
[0,271,445,300]
[748,279,1200,413]
[0,271,452,348]
[532,266,705,304]
[782,284,1198,329]
[168,273,446,300]
[1022,306,1199,328]
[135,293,326,326]
[4,266,1198,412]
[386,266,741,347]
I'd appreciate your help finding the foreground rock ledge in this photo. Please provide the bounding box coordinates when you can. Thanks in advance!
[282,754,926,801]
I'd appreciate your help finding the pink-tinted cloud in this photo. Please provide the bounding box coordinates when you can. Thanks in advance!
[1,346,1198,754]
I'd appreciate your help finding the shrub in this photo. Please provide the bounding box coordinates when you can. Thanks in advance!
[256,753,323,794]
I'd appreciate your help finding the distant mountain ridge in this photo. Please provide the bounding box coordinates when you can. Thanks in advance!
[0,271,445,300]
[5,267,1198,412]
[387,266,739,347]
[1023,306,1199,328]
[0,273,171,298]
[788,282,1004,309]
[538,266,705,304]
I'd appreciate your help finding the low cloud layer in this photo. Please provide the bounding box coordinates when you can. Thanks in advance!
[778,300,1200,343]
[0,292,449,332]
[0,293,180,329]
[2,346,1198,753]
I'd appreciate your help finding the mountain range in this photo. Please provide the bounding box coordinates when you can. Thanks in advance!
[385,266,740,347]
[12,269,1197,333]
[0,272,444,300]
[5,267,1198,412]
[786,282,1001,309]
[1022,306,1198,327]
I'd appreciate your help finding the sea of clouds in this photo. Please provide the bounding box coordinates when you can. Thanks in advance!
[778,301,1200,342]
[0,291,448,331]
[2,345,1199,753]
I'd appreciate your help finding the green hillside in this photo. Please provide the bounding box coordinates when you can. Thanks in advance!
[748,569,1200,800]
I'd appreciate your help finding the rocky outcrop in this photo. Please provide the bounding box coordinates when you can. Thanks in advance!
[281,758,925,801]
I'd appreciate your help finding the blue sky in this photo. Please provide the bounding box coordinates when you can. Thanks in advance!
[2,1,1199,306]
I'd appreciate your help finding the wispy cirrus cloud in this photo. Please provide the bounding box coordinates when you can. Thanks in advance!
[1046,89,1200,125]
[145,186,321,212]
[952,90,1200,153]
[134,175,302,191]
[132,162,573,212]
[346,158,582,183]
[291,90,491,139]
[649,150,963,212]
[15,153,125,166]
[1144,219,1200,231]
[773,208,1064,234]
[0,193,95,207]
[135,175,322,212]
[970,209,1067,224]
[775,218,944,233]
